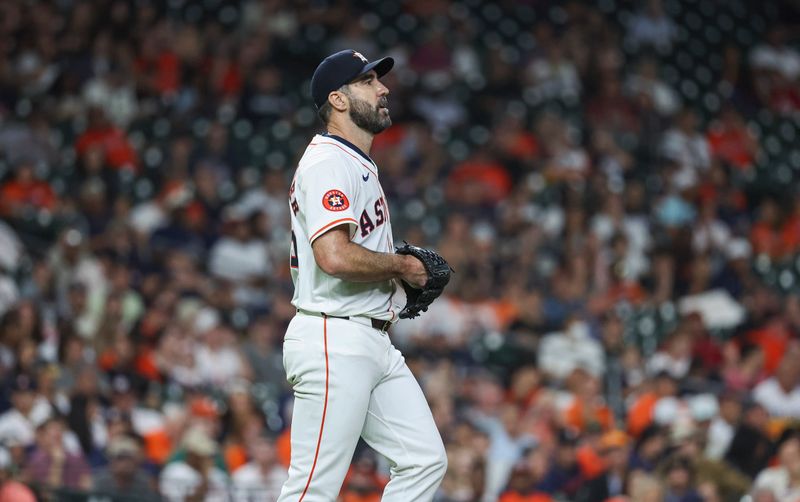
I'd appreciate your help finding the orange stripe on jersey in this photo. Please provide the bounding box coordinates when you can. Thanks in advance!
[309,217,358,243]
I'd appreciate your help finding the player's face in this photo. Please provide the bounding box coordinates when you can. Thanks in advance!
[345,70,391,134]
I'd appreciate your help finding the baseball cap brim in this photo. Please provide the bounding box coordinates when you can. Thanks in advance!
[359,57,394,81]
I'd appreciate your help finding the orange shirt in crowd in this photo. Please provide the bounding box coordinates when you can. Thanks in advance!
[750,223,784,259]
[627,392,659,438]
[276,427,291,467]
[746,322,791,374]
[499,491,554,502]
[215,60,243,97]
[497,130,539,161]
[75,127,139,171]
[341,493,382,502]
[0,180,57,216]
[224,443,248,473]
[339,467,388,502]
[781,215,800,255]
[564,399,614,433]
[135,52,180,95]
[576,444,606,479]
[135,347,161,381]
[371,124,407,151]
[447,159,513,205]
[143,428,172,465]
[707,124,756,169]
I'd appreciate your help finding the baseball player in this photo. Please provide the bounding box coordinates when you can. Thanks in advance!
[277,50,448,501]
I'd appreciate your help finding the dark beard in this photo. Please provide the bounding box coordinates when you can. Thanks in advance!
[348,96,391,134]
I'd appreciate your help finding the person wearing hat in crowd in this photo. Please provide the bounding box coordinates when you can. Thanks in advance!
[93,435,158,501]
[159,426,229,502]
[0,373,52,450]
[0,446,35,502]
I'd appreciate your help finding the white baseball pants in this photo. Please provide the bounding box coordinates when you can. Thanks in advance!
[277,313,447,502]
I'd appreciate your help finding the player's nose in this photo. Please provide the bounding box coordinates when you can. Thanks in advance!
[376,79,389,96]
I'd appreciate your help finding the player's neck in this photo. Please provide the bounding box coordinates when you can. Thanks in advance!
[325,121,373,156]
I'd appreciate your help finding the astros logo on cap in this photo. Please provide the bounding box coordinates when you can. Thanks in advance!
[323,189,350,211]
[352,51,368,63]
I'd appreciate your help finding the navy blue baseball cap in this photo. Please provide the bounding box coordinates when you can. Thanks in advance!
[311,49,394,109]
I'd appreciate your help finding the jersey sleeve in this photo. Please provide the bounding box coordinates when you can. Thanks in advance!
[298,160,359,244]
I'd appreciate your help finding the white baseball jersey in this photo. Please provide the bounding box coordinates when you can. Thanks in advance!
[288,133,402,320]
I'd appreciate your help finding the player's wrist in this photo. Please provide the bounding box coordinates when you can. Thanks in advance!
[394,254,413,278]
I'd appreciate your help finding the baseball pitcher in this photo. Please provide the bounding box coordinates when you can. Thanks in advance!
[277,50,452,502]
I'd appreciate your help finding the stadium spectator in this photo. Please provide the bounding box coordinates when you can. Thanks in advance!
[93,435,159,501]
[625,58,680,117]
[752,434,800,501]
[752,348,800,418]
[706,106,759,170]
[0,160,58,219]
[23,416,92,492]
[0,374,52,450]
[626,0,677,53]
[231,433,286,500]
[159,426,229,502]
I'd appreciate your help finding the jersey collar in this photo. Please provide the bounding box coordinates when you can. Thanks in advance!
[322,133,375,166]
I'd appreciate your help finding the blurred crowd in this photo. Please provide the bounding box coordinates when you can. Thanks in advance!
[0,0,799,501]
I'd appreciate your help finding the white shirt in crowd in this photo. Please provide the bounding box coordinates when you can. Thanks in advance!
[661,129,711,173]
[0,397,52,447]
[232,463,288,502]
[538,321,605,380]
[625,74,680,116]
[752,378,800,418]
[627,12,677,51]
[159,461,229,502]
[692,219,732,255]
[194,344,244,387]
[705,415,735,460]
[647,351,691,380]
[753,465,800,502]
[128,202,167,237]
[526,58,581,102]
[208,237,272,308]
[208,238,271,284]
[750,44,800,81]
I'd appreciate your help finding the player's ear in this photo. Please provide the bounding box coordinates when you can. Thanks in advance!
[328,90,348,113]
